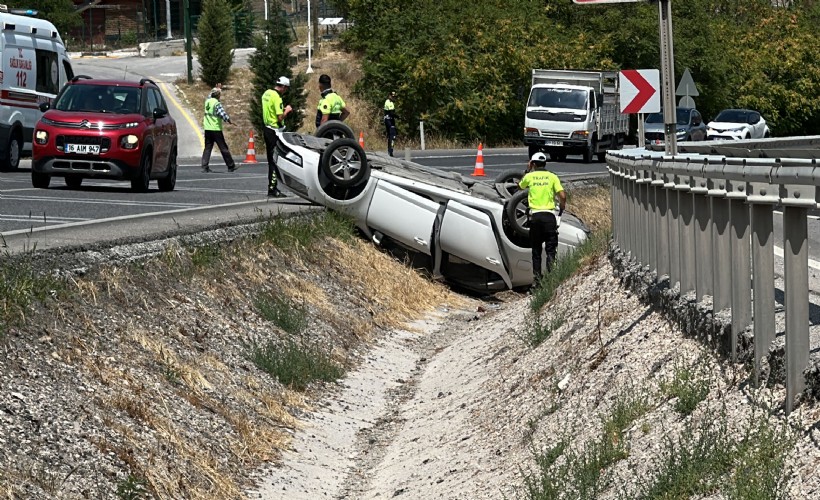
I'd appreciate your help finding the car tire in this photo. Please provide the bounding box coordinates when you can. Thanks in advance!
[157,149,177,192]
[31,171,50,189]
[504,189,531,238]
[1,130,22,171]
[494,169,525,199]
[320,138,369,188]
[131,153,151,192]
[65,176,83,189]
[315,121,355,141]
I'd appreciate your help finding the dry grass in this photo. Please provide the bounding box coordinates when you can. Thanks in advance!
[570,184,612,233]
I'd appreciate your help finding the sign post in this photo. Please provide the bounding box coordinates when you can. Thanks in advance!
[574,0,678,155]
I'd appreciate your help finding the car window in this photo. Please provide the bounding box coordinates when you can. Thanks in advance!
[715,109,748,123]
[749,112,760,124]
[151,88,168,113]
[676,108,691,125]
[146,88,160,116]
[63,60,74,82]
[35,49,59,94]
[693,110,702,124]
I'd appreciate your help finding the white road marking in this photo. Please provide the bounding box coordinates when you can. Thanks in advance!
[0,194,199,208]
[773,245,820,271]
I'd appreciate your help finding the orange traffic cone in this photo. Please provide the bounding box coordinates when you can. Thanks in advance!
[243,130,257,163]
[358,131,365,149]
[472,143,485,176]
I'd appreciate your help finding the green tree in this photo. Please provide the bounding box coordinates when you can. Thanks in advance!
[195,0,235,87]
[6,0,81,35]
[248,11,307,134]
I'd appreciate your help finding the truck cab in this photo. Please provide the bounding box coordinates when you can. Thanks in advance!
[524,70,628,163]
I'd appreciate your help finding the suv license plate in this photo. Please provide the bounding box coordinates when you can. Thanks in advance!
[544,140,562,147]
[66,144,100,154]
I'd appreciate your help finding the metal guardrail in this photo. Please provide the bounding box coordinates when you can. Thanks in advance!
[608,136,820,414]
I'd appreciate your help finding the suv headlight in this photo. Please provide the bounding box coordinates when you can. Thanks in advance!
[34,130,48,145]
[676,128,687,137]
[120,135,139,149]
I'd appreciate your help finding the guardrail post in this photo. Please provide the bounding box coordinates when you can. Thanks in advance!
[706,157,731,312]
[746,158,778,388]
[773,158,815,414]
[689,158,712,301]
[629,166,639,262]
[638,167,650,267]
[724,157,751,361]
[664,164,680,289]
[676,158,696,296]
[649,166,659,275]
[654,158,670,280]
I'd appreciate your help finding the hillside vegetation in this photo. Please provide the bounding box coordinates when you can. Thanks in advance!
[334,0,820,143]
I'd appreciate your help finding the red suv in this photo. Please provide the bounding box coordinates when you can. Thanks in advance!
[32,76,177,192]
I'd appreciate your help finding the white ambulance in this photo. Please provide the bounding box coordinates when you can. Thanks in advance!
[0,4,73,170]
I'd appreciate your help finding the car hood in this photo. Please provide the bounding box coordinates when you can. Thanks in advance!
[707,121,748,131]
[42,110,143,126]
[643,122,666,133]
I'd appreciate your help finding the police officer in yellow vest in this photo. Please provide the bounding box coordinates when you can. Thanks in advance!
[519,152,566,282]
[384,91,397,156]
[261,76,293,197]
[315,74,350,128]
[201,86,236,173]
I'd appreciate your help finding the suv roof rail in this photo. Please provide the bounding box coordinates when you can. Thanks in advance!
[71,75,93,82]
[139,78,156,87]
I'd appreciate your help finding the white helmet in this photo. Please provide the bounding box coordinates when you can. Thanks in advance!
[530,152,547,162]
[276,76,291,87]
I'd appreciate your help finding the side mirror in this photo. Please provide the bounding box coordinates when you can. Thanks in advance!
[152,108,167,119]
[39,102,50,112]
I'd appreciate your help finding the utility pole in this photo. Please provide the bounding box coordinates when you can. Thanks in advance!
[184,0,192,84]
[658,0,677,156]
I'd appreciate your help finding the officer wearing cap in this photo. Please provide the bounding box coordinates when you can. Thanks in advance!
[201,85,236,173]
[383,91,398,156]
[315,74,350,128]
[519,152,566,283]
[262,76,293,197]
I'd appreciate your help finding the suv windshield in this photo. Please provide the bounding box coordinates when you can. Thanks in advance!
[645,108,691,125]
[528,88,588,110]
[55,84,141,114]
[714,109,751,123]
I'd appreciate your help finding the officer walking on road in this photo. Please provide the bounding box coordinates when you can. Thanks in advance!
[261,76,293,197]
[315,74,350,128]
[201,86,236,173]
[383,91,398,156]
[519,151,566,283]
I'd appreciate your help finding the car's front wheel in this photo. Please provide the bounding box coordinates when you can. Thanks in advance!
[32,171,50,189]
[504,189,531,238]
[1,131,22,171]
[320,138,369,188]
[131,153,151,192]
[157,149,177,192]
[315,121,355,141]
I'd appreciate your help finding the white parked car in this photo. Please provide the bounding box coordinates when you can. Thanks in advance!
[273,122,590,292]
[706,109,770,140]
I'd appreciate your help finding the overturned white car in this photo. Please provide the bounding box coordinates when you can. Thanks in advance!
[273,123,589,292]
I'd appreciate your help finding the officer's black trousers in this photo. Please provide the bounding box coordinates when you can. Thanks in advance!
[529,211,558,279]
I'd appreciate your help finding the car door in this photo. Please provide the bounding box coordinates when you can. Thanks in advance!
[438,200,512,288]
[366,180,439,255]
[748,111,763,138]
[151,87,173,169]
[144,88,163,171]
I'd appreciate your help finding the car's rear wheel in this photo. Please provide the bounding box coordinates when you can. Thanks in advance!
[31,171,50,189]
[315,121,355,141]
[65,176,83,189]
[1,130,22,171]
[320,138,369,188]
[504,189,531,238]
[157,149,177,192]
[131,153,151,192]
[494,169,525,199]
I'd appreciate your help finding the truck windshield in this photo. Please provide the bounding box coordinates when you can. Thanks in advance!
[528,88,587,110]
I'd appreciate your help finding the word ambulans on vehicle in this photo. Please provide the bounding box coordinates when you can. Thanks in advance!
[0,4,73,170]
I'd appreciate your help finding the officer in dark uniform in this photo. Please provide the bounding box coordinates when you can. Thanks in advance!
[383,91,398,156]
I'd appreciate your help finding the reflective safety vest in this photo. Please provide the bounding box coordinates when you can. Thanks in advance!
[262,89,284,128]
[203,97,222,131]
[519,170,564,211]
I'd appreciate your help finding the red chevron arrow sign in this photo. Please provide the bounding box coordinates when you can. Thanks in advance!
[619,69,660,114]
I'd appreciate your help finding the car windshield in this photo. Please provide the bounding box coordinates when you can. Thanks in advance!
[54,85,141,114]
[714,109,750,123]
[528,88,588,110]
[645,109,690,125]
